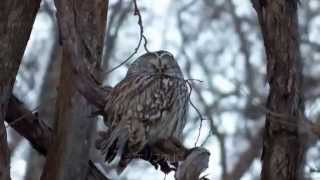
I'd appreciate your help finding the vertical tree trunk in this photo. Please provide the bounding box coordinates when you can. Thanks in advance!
[0,1,40,179]
[40,0,108,180]
[252,0,305,179]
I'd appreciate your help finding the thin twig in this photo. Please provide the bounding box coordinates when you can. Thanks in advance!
[104,0,149,75]
[133,0,149,53]
[185,79,206,147]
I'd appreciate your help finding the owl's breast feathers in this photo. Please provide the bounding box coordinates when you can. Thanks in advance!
[104,74,188,140]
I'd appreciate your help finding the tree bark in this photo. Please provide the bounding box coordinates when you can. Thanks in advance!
[40,0,108,180]
[0,1,41,179]
[251,0,306,179]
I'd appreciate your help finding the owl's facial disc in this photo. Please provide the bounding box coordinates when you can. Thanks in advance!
[151,51,174,74]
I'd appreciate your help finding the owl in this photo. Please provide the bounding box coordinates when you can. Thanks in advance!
[96,50,189,172]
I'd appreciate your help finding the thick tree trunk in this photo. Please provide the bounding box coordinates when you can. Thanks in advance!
[0,1,40,179]
[40,0,108,180]
[251,0,306,179]
[41,46,96,180]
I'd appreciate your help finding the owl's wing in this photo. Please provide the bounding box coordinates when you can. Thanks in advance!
[98,74,161,162]
[104,74,188,136]
[103,74,159,125]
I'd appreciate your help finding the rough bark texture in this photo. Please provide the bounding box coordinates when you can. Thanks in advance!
[0,1,41,179]
[251,0,306,179]
[40,0,108,180]
[6,96,52,154]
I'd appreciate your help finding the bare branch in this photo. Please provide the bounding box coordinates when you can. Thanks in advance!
[102,0,149,75]
[175,148,210,180]
[6,95,110,180]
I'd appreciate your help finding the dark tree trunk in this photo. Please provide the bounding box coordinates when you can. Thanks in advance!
[40,0,108,180]
[41,46,95,180]
[251,0,306,179]
[0,1,40,179]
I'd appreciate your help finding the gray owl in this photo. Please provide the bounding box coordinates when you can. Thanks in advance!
[96,50,189,173]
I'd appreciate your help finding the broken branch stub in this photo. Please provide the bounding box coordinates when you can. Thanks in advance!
[175,147,210,180]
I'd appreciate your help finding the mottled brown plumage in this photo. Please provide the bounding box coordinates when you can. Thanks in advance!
[96,50,188,172]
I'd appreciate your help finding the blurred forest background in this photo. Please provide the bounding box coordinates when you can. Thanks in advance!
[6,0,320,179]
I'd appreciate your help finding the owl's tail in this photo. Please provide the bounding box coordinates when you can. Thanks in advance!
[95,126,129,164]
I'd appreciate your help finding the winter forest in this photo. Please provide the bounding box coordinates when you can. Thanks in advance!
[1,0,320,180]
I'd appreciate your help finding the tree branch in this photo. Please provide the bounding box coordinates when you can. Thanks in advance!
[6,95,110,180]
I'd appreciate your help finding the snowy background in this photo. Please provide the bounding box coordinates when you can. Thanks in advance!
[7,0,320,179]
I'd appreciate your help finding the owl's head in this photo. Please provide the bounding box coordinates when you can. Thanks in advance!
[126,50,183,78]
